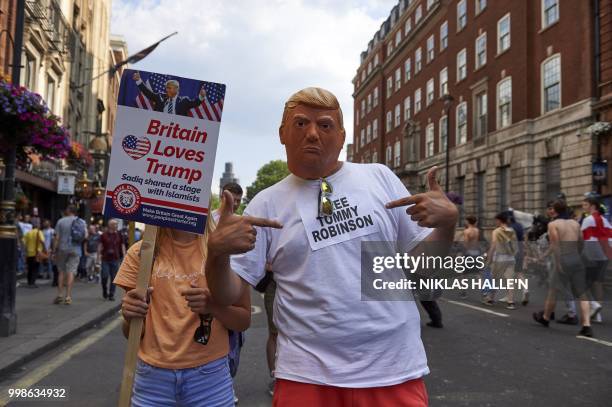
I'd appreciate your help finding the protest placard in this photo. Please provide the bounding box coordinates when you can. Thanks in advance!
[104,68,226,234]
[104,69,226,406]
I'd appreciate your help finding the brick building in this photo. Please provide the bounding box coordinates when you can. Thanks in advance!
[350,0,612,229]
[0,0,17,81]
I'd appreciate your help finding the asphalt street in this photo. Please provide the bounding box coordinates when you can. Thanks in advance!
[0,283,610,407]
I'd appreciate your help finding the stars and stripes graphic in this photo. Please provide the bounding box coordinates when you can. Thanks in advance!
[135,73,170,110]
[122,135,151,160]
[188,82,225,122]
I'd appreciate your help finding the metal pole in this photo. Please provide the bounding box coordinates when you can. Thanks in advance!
[0,0,25,337]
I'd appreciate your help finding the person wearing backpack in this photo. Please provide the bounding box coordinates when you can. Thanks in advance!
[115,219,250,406]
[52,205,87,305]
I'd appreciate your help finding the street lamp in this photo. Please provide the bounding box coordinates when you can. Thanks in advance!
[441,94,454,192]
[76,171,92,199]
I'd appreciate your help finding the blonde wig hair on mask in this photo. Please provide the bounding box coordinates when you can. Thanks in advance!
[280,87,344,133]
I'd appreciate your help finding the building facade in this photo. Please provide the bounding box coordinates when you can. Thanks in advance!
[0,0,18,81]
[9,0,123,221]
[350,0,611,229]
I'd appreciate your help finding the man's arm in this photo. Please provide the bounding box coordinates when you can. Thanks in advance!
[133,74,161,107]
[206,191,282,306]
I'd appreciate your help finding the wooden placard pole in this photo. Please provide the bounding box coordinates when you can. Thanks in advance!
[117,224,159,407]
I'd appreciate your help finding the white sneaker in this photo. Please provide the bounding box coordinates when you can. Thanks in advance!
[591,303,603,319]
[498,296,509,303]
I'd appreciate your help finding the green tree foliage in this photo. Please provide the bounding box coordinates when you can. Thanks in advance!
[246,160,290,203]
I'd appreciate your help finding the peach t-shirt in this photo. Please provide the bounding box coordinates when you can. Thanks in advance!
[114,235,228,369]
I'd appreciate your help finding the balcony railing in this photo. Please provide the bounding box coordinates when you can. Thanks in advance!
[25,0,70,55]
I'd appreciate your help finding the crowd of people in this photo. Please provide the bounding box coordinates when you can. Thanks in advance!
[16,205,141,305]
[459,192,610,339]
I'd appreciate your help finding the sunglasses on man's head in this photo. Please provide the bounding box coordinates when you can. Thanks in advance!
[193,314,213,345]
[318,178,333,218]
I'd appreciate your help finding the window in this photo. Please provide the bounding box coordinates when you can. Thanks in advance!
[367,94,372,113]
[426,78,435,106]
[387,42,393,57]
[404,96,411,120]
[367,62,372,75]
[476,172,485,222]
[544,156,561,208]
[415,5,423,23]
[439,115,448,152]
[499,166,510,211]
[404,58,412,82]
[475,91,487,138]
[366,123,372,143]
[427,35,435,63]
[24,53,36,89]
[498,14,511,53]
[372,150,378,164]
[395,68,401,91]
[415,48,422,73]
[360,128,365,147]
[457,177,465,225]
[373,119,378,139]
[476,33,487,69]
[440,67,448,96]
[542,55,561,112]
[476,0,486,15]
[394,104,401,127]
[374,87,379,106]
[440,21,448,50]
[360,100,365,118]
[456,102,467,144]
[426,124,435,157]
[46,76,56,112]
[457,0,467,31]
[427,0,435,10]
[542,0,559,28]
[387,77,393,98]
[394,141,401,167]
[405,17,412,35]
[414,88,422,113]
[386,111,393,133]
[395,30,402,47]
[457,49,467,81]
[374,54,379,66]
[355,108,359,126]
[497,78,512,128]
[386,145,393,166]
[361,70,366,82]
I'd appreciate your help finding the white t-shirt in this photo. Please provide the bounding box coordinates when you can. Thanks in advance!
[230,162,432,388]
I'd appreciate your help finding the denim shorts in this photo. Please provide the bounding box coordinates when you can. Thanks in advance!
[132,357,234,407]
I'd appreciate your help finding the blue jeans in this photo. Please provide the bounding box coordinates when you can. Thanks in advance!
[132,357,234,407]
[101,260,119,297]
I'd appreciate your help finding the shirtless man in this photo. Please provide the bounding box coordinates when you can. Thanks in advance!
[533,200,592,337]
[463,216,480,257]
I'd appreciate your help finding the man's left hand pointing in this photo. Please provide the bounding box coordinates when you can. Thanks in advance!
[385,166,458,229]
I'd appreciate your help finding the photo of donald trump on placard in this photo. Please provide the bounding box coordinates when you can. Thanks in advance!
[118,68,226,121]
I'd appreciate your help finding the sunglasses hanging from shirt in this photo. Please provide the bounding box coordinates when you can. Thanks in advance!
[318,178,333,218]
[193,313,213,345]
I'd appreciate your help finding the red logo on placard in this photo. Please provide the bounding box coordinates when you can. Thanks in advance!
[112,184,141,215]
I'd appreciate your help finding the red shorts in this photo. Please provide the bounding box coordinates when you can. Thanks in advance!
[273,377,428,407]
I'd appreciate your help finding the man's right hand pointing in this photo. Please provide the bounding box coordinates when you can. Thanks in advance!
[208,190,282,257]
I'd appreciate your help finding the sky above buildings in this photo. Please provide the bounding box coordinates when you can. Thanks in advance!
[110,0,393,189]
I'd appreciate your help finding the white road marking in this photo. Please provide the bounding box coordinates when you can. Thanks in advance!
[444,299,510,318]
[576,336,612,347]
[0,317,122,406]
[251,305,262,315]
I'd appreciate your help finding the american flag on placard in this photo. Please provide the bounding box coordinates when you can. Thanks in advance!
[135,73,170,110]
[188,82,225,122]
[122,135,151,160]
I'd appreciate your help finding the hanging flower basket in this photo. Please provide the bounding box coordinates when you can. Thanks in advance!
[0,80,72,163]
[69,141,94,168]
